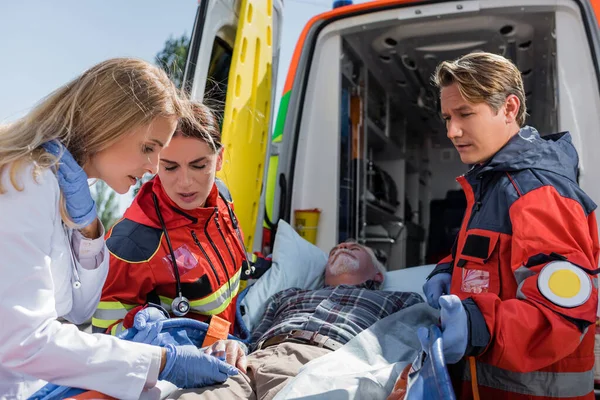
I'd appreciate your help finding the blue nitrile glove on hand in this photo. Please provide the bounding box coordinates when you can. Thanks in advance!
[159,344,239,388]
[438,294,468,364]
[133,307,169,344]
[42,140,97,226]
[423,272,452,309]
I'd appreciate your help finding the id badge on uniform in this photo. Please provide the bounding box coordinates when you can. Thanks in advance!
[461,268,490,294]
[162,244,198,278]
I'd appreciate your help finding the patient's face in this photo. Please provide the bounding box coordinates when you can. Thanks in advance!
[324,242,382,286]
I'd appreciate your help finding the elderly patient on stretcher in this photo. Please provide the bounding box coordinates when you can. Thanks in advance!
[166,239,424,400]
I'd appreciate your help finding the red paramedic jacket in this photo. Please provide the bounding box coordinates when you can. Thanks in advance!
[92,176,246,335]
[427,127,599,400]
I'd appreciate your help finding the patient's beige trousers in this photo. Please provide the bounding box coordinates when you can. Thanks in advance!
[167,342,332,400]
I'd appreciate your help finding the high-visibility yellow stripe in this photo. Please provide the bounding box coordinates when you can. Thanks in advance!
[196,270,241,306]
[159,270,241,315]
[96,301,137,311]
[208,292,238,315]
[91,317,118,329]
[110,322,125,336]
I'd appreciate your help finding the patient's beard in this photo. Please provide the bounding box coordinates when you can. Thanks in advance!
[328,253,360,275]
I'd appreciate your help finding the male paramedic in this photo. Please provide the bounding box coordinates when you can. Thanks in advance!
[422,51,599,399]
[166,240,424,399]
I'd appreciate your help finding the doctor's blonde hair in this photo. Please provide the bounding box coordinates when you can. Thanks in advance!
[0,58,198,225]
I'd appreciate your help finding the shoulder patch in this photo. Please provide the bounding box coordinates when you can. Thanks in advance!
[107,219,163,263]
[538,261,592,308]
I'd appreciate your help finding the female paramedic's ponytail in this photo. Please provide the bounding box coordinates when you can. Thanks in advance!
[174,102,222,154]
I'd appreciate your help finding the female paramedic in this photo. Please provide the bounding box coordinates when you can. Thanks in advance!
[93,102,249,343]
[422,52,599,399]
[0,58,238,400]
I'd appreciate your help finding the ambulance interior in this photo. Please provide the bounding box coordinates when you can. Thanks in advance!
[288,0,600,270]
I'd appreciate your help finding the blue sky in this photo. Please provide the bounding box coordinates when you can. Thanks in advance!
[0,0,359,211]
[0,0,338,122]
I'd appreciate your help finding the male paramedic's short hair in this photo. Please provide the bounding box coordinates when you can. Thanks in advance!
[432,52,527,126]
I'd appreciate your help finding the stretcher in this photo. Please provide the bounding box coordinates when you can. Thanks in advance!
[29,265,456,400]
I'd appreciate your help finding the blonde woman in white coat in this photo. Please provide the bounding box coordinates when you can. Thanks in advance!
[0,58,237,400]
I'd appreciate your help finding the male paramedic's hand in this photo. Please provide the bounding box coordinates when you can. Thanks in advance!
[132,307,169,344]
[42,140,97,226]
[159,344,238,388]
[203,340,248,373]
[423,272,452,309]
[438,295,468,364]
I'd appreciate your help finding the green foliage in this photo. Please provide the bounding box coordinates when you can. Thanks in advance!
[155,34,191,89]
[132,174,153,197]
[92,181,119,230]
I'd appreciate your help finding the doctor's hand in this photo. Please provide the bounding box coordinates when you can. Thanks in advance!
[42,140,97,227]
[202,340,248,373]
[423,272,452,309]
[438,294,468,364]
[159,344,239,388]
[132,307,169,344]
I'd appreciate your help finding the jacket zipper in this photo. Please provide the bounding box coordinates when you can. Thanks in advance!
[218,194,250,277]
[466,174,485,228]
[206,208,231,291]
[191,230,221,286]
[215,210,237,271]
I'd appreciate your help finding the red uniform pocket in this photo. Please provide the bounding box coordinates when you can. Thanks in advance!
[454,229,502,296]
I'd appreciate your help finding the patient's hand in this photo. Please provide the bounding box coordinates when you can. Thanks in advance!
[203,340,248,373]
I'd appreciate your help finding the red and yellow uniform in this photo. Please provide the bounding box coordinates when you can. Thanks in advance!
[92,176,246,335]
[429,128,599,399]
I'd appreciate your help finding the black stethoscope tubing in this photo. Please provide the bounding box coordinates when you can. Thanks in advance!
[152,193,190,316]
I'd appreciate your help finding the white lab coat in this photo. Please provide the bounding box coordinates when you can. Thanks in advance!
[0,164,161,400]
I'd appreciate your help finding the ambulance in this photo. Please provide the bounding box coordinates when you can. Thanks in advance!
[29,1,600,398]
[183,0,600,273]
[183,2,600,391]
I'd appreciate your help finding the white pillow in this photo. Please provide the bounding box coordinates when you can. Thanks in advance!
[240,220,328,330]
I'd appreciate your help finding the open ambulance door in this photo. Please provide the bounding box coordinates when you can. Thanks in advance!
[266,0,600,259]
[183,0,283,252]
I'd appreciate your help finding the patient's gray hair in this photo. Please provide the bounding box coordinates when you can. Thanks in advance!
[344,239,387,284]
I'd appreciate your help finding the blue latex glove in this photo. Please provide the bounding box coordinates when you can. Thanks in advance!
[132,307,169,344]
[42,140,97,226]
[438,295,468,364]
[423,272,452,309]
[159,344,239,388]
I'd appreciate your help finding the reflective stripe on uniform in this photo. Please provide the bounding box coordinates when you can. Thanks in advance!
[464,360,594,397]
[110,321,126,336]
[92,301,136,329]
[160,269,241,315]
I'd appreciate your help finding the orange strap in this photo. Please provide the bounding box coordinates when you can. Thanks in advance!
[66,391,115,399]
[201,315,231,347]
[386,364,411,400]
[469,357,480,400]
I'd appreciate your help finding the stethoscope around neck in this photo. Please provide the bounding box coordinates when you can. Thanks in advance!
[152,193,190,317]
